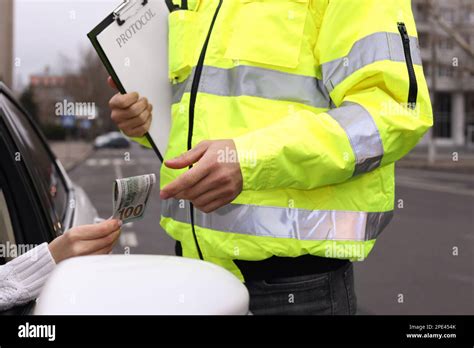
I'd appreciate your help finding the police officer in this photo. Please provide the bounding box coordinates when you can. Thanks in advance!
[108,0,432,315]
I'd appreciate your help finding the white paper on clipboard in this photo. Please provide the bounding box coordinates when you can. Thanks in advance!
[90,0,171,160]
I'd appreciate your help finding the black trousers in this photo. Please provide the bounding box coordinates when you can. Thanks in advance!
[175,242,357,315]
[243,262,356,315]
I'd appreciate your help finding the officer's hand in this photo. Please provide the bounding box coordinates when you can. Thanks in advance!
[160,140,243,213]
[48,219,122,263]
[107,76,153,137]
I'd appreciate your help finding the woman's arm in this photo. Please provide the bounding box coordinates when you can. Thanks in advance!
[0,219,122,312]
[0,243,55,311]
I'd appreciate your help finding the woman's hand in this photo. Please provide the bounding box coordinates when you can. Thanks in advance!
[48,219,122,263]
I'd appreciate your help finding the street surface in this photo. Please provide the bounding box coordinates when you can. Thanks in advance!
[356,168,473,315]
[69,144,473,315]
[69,144,174,256]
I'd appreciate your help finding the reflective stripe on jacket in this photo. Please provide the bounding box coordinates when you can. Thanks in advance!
[136,0,433,280]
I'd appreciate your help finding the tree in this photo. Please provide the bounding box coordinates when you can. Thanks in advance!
[427,0,474,61]
[19,85,38,123]
[61,47,116,136]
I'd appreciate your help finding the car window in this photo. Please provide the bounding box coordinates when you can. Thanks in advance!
[1,95,68,226]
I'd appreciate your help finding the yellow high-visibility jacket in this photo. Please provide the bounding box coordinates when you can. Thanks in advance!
[135,0,433,281]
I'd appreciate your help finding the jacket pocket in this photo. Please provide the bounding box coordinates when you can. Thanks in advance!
[225,0,309,69]
[168,10,199,83]
[397,22,418,109]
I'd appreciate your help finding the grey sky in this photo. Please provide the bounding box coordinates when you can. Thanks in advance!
[14,0,118,90]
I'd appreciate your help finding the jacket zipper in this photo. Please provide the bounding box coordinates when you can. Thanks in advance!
[397,22,418,109]
[187,0,223,260]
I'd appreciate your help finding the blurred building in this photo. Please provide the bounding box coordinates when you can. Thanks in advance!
[413,0,474,147]
[0,0,14,88]
[30,68,67,126]
[29,69,98,140]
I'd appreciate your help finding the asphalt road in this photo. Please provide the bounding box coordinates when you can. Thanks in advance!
[69,144,474,315]
[69,144,175,256]
[355,168,474,315]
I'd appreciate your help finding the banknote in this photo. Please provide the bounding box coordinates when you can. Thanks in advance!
[112,174,156,224]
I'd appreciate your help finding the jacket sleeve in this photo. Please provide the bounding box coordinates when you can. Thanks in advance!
[129,135,152,148]
[233,0,433,191]
[0,243,56,311]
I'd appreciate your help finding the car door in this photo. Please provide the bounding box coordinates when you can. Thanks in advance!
[0,83,73,314]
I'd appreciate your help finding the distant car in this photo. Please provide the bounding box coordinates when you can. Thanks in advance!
[94,131,130,149]
[0,82,99,315]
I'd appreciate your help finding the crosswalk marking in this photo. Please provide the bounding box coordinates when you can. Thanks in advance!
[85,159,98,166]
[397,177,474,197]
[98,158,111,166]
[114,159,123,179]
[85,158,156,167]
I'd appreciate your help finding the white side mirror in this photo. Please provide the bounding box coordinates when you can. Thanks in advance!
[34,255,249,315]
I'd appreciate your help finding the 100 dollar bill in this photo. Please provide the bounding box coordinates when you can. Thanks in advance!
[112,174,156,224]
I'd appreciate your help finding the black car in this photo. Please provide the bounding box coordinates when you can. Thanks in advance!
[0,82,99,315]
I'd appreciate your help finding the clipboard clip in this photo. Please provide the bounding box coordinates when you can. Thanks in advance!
[113,0,149,26]
[165,0,189,12]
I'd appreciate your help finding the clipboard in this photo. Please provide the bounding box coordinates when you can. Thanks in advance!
[88,0,173,162]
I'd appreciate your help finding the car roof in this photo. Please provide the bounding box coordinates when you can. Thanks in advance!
[0,82,31,121]
[0,81,68,183]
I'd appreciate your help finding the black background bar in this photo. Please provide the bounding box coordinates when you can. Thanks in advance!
[0,315,472,345]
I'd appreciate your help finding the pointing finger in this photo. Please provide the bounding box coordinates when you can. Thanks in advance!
[160,164,209,199]
[164,141,210,170]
